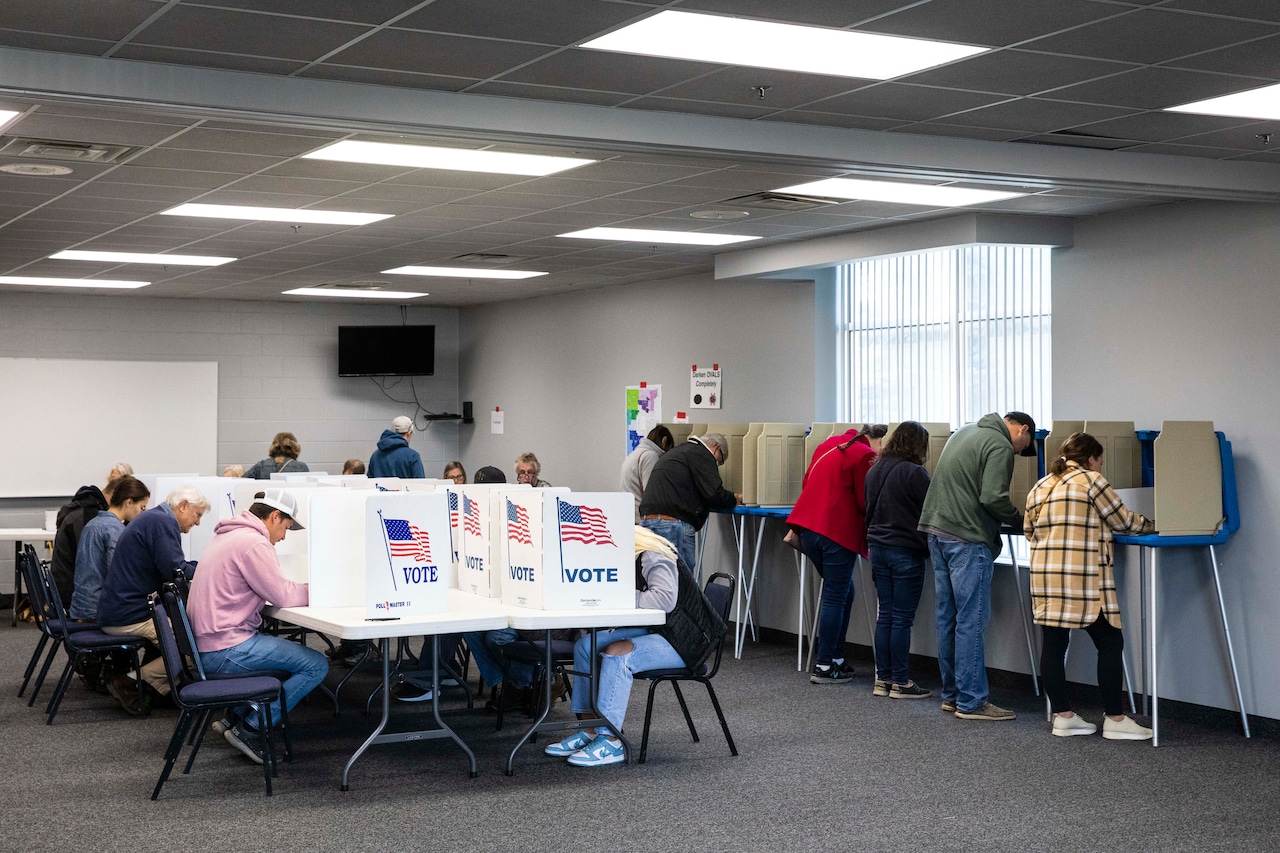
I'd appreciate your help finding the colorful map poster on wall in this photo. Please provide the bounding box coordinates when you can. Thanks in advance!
[626,384,662,454]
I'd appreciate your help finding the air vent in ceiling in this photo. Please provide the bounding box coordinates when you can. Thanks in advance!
[1020,131,1135,152]
[722,192,842,211]
[451,252,531,265]
[0,137,136,164]
[315,280,393,290]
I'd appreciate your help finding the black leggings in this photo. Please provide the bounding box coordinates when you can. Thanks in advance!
[1040,615,1125,717]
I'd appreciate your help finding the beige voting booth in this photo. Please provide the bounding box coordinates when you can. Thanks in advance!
[805,424,860,468]
[1085,420,1143,489]
[661,422,696,447]
[741,423,764,505]
[1044,420,1085,467]
[1153,421,1223,536]
[703,423,749,495]
[756,423,808,506]
[884,421,952,477]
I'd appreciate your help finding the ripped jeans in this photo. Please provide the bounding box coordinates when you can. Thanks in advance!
[571,627,684,735]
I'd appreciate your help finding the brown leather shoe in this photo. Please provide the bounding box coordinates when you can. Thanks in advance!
[106,674,146,716]
[549,674,570,705]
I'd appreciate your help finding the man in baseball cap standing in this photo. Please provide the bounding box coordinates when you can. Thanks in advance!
[367,415,426,479]
[187,489,328,764]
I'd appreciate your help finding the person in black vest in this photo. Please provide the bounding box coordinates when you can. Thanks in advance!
[543,526,691,768]
[49,483,110,608]
[638,433,740,575]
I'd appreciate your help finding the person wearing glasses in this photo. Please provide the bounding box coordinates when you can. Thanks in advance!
[442,461,466,484]
[638,432,740,576]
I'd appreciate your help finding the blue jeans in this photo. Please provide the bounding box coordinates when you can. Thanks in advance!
[640,518,697,577]
[930,534,995,712]
[571,627,684,735]
[461,628,532,689]
[870,545,927,684]
[799,530,858,666]
[201,633,329,731]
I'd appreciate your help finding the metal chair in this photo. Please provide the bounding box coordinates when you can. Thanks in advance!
[21,546,148,724]
[634,571,739,764]
[494,637,575,731]
[17,547,98,701]
[149,583,287,799]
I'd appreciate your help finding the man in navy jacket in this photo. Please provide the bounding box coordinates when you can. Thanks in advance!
[367,415,425,479]
[98,486,207,714]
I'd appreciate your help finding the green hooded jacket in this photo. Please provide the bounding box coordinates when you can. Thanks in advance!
[917,413,1022,558]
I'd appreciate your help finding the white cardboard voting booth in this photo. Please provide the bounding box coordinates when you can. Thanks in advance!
[154,475,226,561]
[502,492,634,610]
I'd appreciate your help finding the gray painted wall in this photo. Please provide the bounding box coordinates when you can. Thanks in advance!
[1054,199,1280,720]
[0,291,460,591]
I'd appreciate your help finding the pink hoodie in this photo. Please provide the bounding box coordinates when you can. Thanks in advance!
[188,512,309,653]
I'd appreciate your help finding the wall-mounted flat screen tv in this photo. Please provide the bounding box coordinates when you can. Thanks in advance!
[338,325,435,376]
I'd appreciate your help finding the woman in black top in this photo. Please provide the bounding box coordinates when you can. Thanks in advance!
[864,421,933,699]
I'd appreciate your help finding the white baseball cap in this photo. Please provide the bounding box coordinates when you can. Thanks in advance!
[392,415,413,434]
[254,489,305,529]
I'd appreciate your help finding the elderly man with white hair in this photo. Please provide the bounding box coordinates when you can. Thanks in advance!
[98,485,208,715]
[638,432,741,575]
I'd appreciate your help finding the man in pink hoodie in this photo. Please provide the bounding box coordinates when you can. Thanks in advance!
[188,489,328,764]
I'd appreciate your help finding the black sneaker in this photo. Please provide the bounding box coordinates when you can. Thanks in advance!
[889,681,932,699]
[809,662,855,685]
[224,724,267,765]
[390,680,434,703]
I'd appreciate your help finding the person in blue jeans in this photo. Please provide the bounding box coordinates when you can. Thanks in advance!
[544,527,682,767]
[918,412,1036,721]
[864,422,933,699]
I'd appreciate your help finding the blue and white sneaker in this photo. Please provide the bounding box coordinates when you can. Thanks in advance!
[543,730,592,757]
[566,734,626,767]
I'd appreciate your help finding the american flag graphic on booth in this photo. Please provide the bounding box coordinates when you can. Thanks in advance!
[448,491,459,527]
[463,494,483,537]
[557,498,615,546]
[383,518,433,563]
[507,499,532,545]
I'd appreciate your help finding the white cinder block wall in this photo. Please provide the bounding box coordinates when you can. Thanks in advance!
[0,291,460,591]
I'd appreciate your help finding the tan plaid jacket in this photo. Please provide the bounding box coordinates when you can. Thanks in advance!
[1024,462,1153,629]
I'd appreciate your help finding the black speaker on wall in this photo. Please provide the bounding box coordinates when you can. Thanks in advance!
[462,401,473,424]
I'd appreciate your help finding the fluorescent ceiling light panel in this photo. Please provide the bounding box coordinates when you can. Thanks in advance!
[580,10,988,79]
[559,227,759,246]
[0,276,149,289]
[303,140,594,176]
[382,265,546,279]
[0,110,21,129]
[1166,82,1280,121]
[773,178,1024,207]
[51,250,236,266]
[282,287,428,299]
[160,203,392,225]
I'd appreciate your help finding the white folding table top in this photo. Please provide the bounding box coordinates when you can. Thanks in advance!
[271,590,509,639]
[0,528,55,541]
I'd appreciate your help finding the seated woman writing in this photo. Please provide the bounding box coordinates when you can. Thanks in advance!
[1026,432,1154,741]
[544,526,718,767]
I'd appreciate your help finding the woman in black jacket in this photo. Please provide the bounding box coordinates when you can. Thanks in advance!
[864,421,933,700]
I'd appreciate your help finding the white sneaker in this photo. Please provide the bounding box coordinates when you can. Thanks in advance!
[1052,713,1097,737]
[1103,716,1154,741]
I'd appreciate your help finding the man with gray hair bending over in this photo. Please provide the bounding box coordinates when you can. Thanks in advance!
[98,485,208,715]
[638,432,741,575]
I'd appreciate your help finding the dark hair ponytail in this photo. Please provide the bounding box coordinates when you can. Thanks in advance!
[1050,432,1105,477]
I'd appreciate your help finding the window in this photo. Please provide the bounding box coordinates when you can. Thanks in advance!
[839,245,1051,429]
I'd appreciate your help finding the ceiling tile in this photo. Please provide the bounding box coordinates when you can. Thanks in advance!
[227,175,369,196]
[111,44,309,75]
[0,30,114,55]
[127,6,370,61]
[1022,8,1277,64]
[327,29,551,78]
[941,98,1140,133]
[501,49,721,94]
[808,83,1008,122]
[194,0,426,25]
[125,148,285,173]
[6,113,186,146]
[674,0,912,27]
[1067,110,1256,143]
[0,0,163,39]
[902,49,1137,96]
[164,128,337,156]
[465,82,632,106]
[1162,0,1280,24]
[651,66,868,109]
[297,65,478,92]
[1046,66,1265,109]
[397,0,644,45]
[858,0,1122,47]
[1171,121,1280,151]
[1163,32,1280,79]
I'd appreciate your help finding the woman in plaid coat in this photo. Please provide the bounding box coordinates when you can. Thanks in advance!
[1025,432,1155,741]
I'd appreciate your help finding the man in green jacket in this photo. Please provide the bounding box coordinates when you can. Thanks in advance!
[919,412,1037,722]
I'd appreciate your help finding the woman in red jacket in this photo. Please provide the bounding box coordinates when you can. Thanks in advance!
[787,423,886,684]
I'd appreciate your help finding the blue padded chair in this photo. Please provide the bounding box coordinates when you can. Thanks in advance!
[17,546,98,701]
[21,546,149,725]
[150,584,287,799]
[634,571,739,764]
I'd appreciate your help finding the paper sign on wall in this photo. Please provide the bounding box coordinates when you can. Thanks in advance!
[365,492,451,617]
[691,363,721,409]
[626,384,662,454]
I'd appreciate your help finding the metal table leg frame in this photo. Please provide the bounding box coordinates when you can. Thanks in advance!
[1209,545,1250,738]
[1006,535,1040,696]
[733,516,748,658]
[858,555,877,661]
[733,517,764,658]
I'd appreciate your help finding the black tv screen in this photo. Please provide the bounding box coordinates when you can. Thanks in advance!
[338,325,435,376]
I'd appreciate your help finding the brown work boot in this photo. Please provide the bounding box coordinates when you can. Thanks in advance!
[106,674,146,716]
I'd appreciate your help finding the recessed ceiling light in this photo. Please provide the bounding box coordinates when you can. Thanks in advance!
[282,287,428,299]
[0,163,72,176]
[0,110,20,130]
[580,10,988,79]
[689,210,751,220]
[1166,82,1280,121]
[160,203,393,225]
[382,265,547,279]
[303,140,595,176]
[558,227,760,246]
[50,250,236,266]
[0,276,149,289]
[773,178,1025,207]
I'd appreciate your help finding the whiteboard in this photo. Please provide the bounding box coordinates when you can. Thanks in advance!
[0,358,218,498]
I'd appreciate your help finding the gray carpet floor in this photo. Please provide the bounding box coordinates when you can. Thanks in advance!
[4,620,1278,852]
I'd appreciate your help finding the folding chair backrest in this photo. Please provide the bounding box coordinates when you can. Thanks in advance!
[702,572,735,677]
[28,545,71,626]
[148,592,194,698]
[19,546,58,637]
[162,583,208,681]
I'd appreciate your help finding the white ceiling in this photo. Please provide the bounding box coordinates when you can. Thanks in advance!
[0,0,1278,305]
